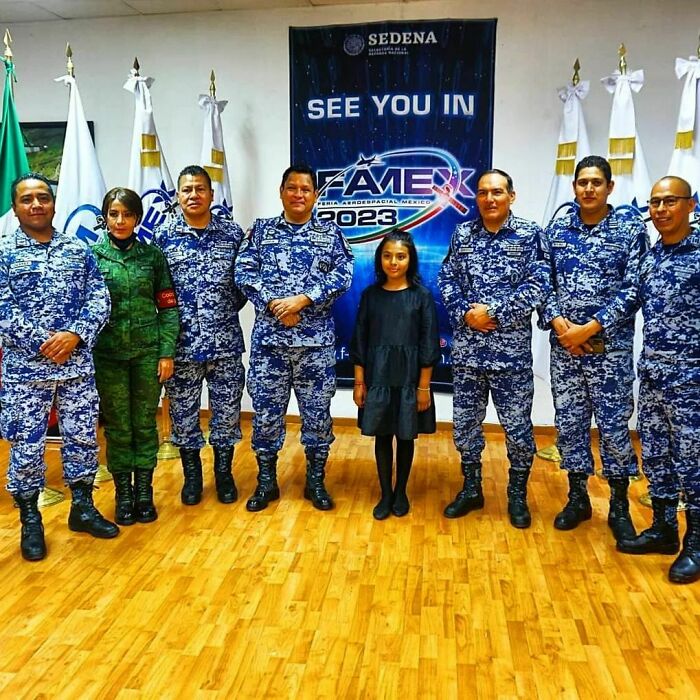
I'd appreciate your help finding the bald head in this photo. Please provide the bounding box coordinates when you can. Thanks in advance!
[653,175,692,198]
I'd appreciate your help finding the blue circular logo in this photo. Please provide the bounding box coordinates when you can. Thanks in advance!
[343,34,365,56]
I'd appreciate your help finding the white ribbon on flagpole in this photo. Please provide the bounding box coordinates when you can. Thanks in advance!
[668,55,700,199]
[601,69,651,210]
[199,94,233,219]
[53,74,106,245]
[123,69,175,241]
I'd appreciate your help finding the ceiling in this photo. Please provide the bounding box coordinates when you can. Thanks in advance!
[0,0,412,23]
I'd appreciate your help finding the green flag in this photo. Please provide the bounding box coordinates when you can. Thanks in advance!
[0,58,29,219]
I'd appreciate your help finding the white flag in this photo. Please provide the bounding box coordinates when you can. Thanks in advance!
[668,55,700,201]
[601,68,651,211]
[123,69,175,241]
[542,80,591,226]
[53,74,106,245]
[199,94,233,218]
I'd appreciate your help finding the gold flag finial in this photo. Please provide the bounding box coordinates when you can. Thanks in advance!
[572,58,581,86]
[66,42,74,77]
[3,28,13,60]
[133,56,140,75]
[618,43,627,74]
[209,69,216,98]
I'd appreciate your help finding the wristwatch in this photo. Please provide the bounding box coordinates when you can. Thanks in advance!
[485,304,496,320]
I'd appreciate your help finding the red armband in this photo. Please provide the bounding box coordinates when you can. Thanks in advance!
[156,288,177,309]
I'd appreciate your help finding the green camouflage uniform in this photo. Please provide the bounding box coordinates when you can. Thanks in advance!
[93,241,179,474]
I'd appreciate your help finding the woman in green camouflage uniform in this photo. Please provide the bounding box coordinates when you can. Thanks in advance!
[93,188,179,525]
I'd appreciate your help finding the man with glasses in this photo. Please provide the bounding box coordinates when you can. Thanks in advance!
[540,155,649,542]
[617,176,699,584]
[235,164,353,512]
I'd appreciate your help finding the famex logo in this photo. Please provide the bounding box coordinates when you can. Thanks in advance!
[317,147,474,243]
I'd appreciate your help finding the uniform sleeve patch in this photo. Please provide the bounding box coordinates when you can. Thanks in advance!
[156,288,177,309]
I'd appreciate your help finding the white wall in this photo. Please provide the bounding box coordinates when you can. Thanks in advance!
[6,0,696,425]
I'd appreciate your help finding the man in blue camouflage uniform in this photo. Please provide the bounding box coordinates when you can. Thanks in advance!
[0,173,118,561]
[153,166,246,506]
[235,164,353,512]
[617,176,700,584]
[540,155,649,541]
[438,169,550,528]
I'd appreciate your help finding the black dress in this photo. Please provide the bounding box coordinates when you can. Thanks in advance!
[350,284,441,439]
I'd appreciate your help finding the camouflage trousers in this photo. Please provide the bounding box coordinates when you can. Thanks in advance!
[94,354,162,473]
[452,365,536,472]
[166,356,244,450]
[550,343,638,477]
[248,344,336,455]
[1,375,99,495]
[638,363,700,514]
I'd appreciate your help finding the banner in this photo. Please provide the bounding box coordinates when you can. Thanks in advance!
[199,93,234,218]
[290,20,497,389]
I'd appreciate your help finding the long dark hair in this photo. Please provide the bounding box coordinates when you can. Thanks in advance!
[373,228,421,286]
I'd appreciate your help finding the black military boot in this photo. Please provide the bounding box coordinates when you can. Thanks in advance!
[507,468,531,529]
[134,470,158,523]
[669,510,700,584]
[617,496,680,554]
[213,446,237,504]
[246,452,280,512]
[444,460,484,519]
[113,472,136,526]
[180,448,203,505]
[14,491,46,561]
[553,473,592,530]
[304,450,334,511]
[68,480,119,538]
[607,476,636,542]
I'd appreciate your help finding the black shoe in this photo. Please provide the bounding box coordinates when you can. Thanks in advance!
[213,446,237,504]
[554,473,592,530]
[391,492,410,517]
[68,481,119,539]
[617,496,679,554]
[113,472,136,526]
[507,468,531,529]
[14,491,46,561]
[134,470,158,523]
[373,496,393,520]
[304,450,334,511]
[180,448,203,505]
[444,461,483,519]
[669,511,700,584]
[246,452,280,512]
[607,476,636,542]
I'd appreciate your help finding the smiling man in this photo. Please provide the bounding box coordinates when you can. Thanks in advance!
[153,165,247,506]
[0,172,117,561]
[235,164,353,512]
[617,176,700,584]
[540,155,649,542]
[438,169,550,528]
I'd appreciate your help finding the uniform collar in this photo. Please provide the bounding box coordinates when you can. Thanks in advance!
[570,205,615,233]
[14,226,63,249]
[94,239,139,261]
[175,211,218,236]
[276,212,326,234]
[473,211,517,236]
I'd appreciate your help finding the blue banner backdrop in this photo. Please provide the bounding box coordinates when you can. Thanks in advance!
[290,19,496,389]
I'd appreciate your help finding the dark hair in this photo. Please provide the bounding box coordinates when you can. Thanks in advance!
[11,172,55,204]
[374,228,421,286]
[102,187,144,224]
[178,165,212,190]
[478,168,514,193]
[280,164,317,191]
[574,155,612,183]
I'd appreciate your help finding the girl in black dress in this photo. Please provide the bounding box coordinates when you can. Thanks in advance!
[351,230,440,519]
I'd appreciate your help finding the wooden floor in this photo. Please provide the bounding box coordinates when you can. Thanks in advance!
[0,417,698,700]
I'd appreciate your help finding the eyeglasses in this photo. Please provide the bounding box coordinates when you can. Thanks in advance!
[647,196,693,209]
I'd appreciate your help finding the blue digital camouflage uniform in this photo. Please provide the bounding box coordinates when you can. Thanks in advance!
[438,212,550,471]
[153,212,246,449]
[235,214,354,455]
[636,226,700,514]
[540,206,649,476]
[0,227,110,495]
